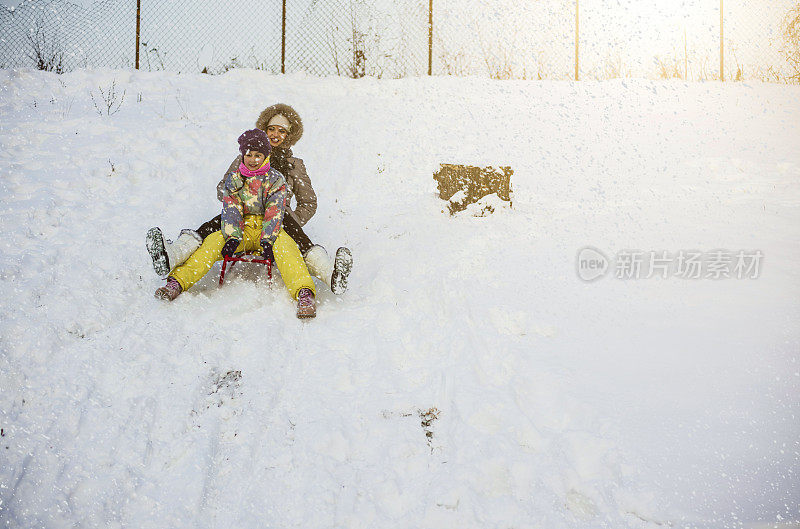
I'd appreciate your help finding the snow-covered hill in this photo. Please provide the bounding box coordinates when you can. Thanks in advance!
[0,68,798,529]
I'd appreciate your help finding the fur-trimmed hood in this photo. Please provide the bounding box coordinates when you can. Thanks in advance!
[255,103,303,149]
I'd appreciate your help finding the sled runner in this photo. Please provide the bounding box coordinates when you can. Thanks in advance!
[219,252,273,286]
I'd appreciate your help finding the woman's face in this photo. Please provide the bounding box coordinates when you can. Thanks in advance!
[266,124,288,148]
[243,150,266,170]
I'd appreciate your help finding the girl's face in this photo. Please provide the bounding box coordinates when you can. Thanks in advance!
[243,150,266,170]
[266,124,288,148]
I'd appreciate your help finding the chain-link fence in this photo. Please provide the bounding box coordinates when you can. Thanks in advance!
[286,0,428,78]
[0,0,797,81]
[0,0,135,71]
[138,1,282,73]
[433,0,575,79]
[432,0,798,81]
[720,0,794,81]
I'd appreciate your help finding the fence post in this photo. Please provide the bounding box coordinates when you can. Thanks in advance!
[135,0,140,70]
[719,0,724,80]
[574,0,579,81]
[428,0,433,75]
[281,0,286,74]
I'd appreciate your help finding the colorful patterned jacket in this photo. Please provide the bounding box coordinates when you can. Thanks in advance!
[221,163,287,246]
[218,147,316,227]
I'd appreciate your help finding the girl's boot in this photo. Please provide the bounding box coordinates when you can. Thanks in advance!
[304,245,352,295]
[155,277,182,301]
[296,288,316,318]
[147,228,202,278]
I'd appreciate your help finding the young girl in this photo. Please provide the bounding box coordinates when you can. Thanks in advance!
[155,128,318,319]
[147,103,352,295]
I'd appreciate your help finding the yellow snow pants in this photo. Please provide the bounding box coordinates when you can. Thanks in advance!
[170,215,316,299]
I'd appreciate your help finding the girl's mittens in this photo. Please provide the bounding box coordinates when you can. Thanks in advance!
[260,241,275,262]
[221,238,241,258]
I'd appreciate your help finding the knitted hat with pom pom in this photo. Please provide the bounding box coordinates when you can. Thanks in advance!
[237,128,271,158]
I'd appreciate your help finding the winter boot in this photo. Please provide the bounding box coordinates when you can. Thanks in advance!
[331,247,353,295]
[146,227,202,278]
[304,245,353,295]
[296,288,316,319]
[155,277,182,301]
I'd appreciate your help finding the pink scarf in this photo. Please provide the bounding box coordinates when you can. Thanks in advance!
[239,160,270,178]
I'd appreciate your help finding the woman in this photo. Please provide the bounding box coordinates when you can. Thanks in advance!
[147,103,352,294]
[155,128,318,318]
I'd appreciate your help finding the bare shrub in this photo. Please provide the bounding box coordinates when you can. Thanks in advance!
[602,53,630,79]
[482,48,514,80]
[477,24,516,80]
[347,23,367,78]
[26,18,64,73]
[437,49,472,77]
[691,56,713,82]
[328,1,381,78]
[345,2,370,78]
[727,47,745,81]
[474,39,549,80]
[782,2,800,82]
[210,54,275,75]
[90,80,126,116]
[656,55,684,80]
[140,42,166,71]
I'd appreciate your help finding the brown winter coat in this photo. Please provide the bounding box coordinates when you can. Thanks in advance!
[217,103,317,227]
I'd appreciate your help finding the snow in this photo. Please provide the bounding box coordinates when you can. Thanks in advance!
[0,68,799,529]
